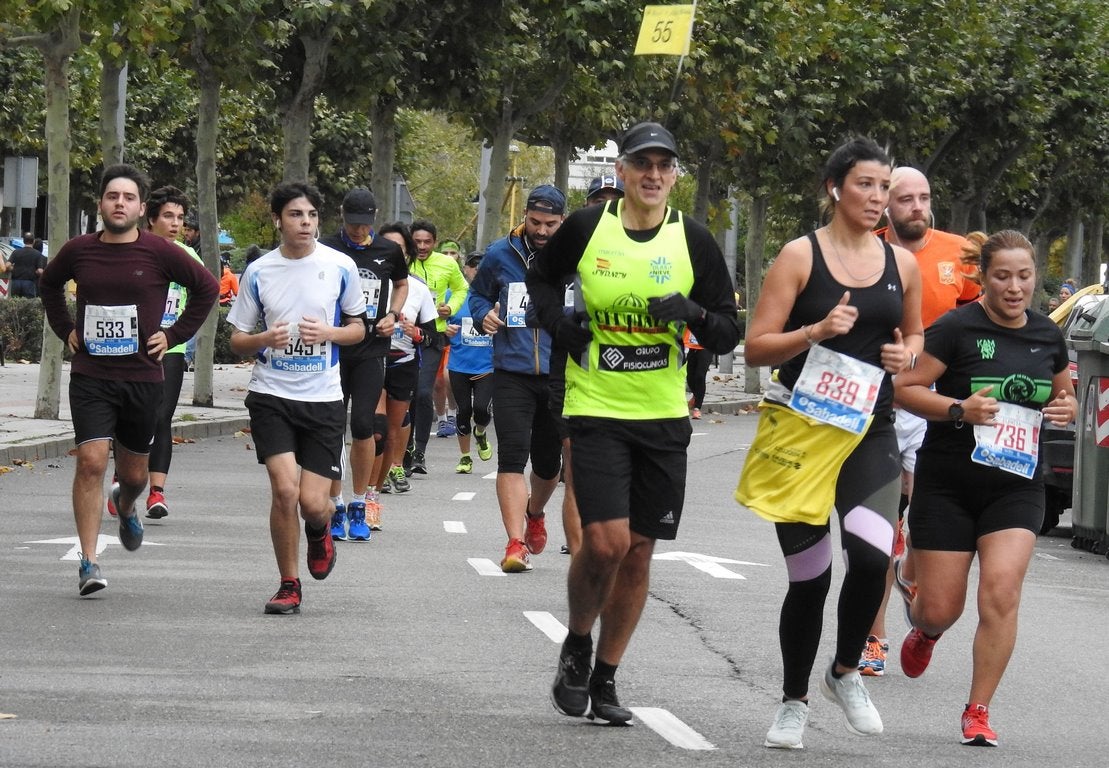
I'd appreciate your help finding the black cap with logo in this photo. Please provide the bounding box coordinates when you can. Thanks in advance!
[341,188,377,225]
[619,122,678,157]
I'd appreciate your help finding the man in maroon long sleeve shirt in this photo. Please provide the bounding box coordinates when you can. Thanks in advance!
[39,163,219,597]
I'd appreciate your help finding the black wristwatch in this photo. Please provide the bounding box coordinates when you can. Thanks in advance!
[948,399,965,428]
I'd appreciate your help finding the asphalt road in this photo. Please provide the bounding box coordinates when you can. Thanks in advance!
[3,412,1109,767]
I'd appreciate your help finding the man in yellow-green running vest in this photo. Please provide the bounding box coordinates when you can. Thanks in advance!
[528,122,740,725]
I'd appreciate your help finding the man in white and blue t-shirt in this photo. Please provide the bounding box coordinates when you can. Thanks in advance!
[228,182,366,615]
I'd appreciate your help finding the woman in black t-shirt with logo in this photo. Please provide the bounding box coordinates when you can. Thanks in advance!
[893,230,1076,747]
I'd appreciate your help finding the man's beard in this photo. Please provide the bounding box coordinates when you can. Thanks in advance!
[892,217,928,241]
[102,216,138,235]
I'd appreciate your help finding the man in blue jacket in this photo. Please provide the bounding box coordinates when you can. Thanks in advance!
[468,185,566,572]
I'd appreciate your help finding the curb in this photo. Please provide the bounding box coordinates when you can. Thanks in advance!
[0,416,252,466]
[1,397,764,466]
[704,398,762,416]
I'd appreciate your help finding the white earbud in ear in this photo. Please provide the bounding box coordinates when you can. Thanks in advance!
[832,187,840,202]
[884,207,890,217]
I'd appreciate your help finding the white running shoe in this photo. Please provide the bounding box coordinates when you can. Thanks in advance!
[764,700,807,749]
[820,663,883,736]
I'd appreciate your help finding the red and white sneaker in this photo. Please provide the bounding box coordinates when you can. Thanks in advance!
[264,579,302,615]
[901,627,940,678]
[501,538,532,573]
[145,489,169,519]
[525,512,547,555]
[961,703,998,747]
[306,525,337,580]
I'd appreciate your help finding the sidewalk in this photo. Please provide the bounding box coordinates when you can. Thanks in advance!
[0,355,764,465]
[0,361,255,465]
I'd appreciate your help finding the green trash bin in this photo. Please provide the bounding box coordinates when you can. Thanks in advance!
[1068,295,1109,554]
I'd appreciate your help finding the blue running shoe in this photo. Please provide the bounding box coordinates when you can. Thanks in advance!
[331,503,348,541]
[78,554,106,596]
[113,486,144,551]
[347,501,371,541]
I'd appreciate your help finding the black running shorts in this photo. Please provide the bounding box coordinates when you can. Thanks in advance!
[245,392,345,479]
[383,357,418,402]
[69,372,161,453]
[908,451,1045,550]
[340,355,386,439]
[569,416,692,541]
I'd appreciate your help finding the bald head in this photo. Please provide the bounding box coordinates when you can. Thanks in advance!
[887,167,931,245]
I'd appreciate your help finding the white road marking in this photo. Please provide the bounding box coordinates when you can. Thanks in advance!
[630,707,716,750]
[26,534,163,561]
[452,492,476,501]
[482,471,497,480]
[653,551,769,579]
[444,521,467,533]
[524,610,568,643]
[1035,552,1060,561]
[467,558,505,576]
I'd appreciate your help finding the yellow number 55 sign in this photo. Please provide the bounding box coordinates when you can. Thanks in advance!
[634,4,695,56]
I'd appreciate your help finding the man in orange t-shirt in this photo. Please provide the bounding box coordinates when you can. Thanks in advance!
[877,168,980,326]
[219,256,240,305]
[860,166,981,677]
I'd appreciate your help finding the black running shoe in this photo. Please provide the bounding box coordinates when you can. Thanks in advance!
[551,646,592,717]
[410,449,427,475]
[588,678,633,726]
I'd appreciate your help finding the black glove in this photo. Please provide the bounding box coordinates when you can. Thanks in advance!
[648,292,703,323]
[554,313,592,357]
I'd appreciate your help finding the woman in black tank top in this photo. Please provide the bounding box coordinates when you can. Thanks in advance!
[741,137,923,749]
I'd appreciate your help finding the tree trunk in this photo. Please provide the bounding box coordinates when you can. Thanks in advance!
[369,98,398,226]
[1066,212,1084,283]
[99,52,127,165]
[478,102,514,249]
[693,159,714,223]
[190,30,223,407]
[947,199,972,235]
[718,191,741,375]
[33,7,82,420]
[280,26,337,183]
[550,135,571,195]
[1087,215,1105,287]
[743,194,769,395]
